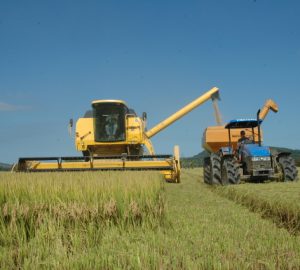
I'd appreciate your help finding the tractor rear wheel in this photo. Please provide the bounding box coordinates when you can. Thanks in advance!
[203,153,222,185]
[221,158,241,185]
[279,156,298,181]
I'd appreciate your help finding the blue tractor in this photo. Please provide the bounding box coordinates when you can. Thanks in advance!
[204,110,298,184]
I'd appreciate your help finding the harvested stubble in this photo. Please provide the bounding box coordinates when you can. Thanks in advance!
[213,177,300,234]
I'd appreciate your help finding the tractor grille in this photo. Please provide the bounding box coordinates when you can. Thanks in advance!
[252,160,272,170]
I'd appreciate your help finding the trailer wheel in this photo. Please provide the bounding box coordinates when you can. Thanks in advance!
[203,153,222,185]
[221,158,240,185]
[279,156,298,181]
[203,157,211,184]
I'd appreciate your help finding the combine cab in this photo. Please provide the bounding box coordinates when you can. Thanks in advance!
[14,87,220,183]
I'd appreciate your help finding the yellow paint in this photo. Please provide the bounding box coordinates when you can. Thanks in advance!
[259,99,278,120]
[203,126,263,153]
[92,100,127,106]
[75,86,219,158]
[126,115,143,144]
[19,158,179,182]
[18,87,219,183]
[145,87,219,138]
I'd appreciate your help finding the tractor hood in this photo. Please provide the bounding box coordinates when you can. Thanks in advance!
[243,144,271,157]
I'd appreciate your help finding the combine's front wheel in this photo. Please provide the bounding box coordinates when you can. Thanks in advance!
[173,145,181,183]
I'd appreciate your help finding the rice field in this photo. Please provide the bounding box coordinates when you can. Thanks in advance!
[0,171,165,228]
[0,171,165,269]
[0,169,300,269]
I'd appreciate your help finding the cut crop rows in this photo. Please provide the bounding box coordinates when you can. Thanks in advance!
[212,175,300,234]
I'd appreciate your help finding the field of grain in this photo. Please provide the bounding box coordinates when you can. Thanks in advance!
[1,169,300,269]
[0,171,165,269]
[0,171,164,226]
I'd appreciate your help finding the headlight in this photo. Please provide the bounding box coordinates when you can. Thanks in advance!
[252,156,271,161]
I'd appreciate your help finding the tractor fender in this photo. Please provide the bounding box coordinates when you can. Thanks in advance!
[219,147,234,158]
[274,152,291,162]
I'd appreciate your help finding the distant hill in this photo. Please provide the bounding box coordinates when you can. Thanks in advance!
[181,147,300,168]
[181,151,209,168]
[0,163,12,171]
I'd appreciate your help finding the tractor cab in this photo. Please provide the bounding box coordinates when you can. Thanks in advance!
[225,118,271,160]
[225,118,262,148]
[225,117,274,178]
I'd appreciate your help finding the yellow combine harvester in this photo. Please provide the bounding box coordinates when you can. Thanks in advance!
[14,87,220,182]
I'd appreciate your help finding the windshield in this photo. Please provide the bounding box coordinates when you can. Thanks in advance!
[92,103,127,142]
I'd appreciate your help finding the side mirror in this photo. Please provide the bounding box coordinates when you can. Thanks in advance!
[142,112,147,121]
[142,112,147,130]
[68,118,74,137]
[257,110,262,146]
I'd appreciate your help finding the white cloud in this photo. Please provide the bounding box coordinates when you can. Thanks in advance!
[0,102,30,111]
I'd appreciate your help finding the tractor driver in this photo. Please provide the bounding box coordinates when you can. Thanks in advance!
[237,130,250,160]
[238,130,248,144]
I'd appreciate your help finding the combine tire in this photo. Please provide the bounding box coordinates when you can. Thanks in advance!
[203,153,222,185]
[174,145,181,183]
[279,156,298,181]
[82,151,91,162]
[221,158,240,185]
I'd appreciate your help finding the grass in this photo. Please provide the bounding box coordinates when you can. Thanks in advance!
[1,169,300,269]
[212,174,300,234]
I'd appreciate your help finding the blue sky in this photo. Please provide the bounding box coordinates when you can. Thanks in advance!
[0,0,299,163]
